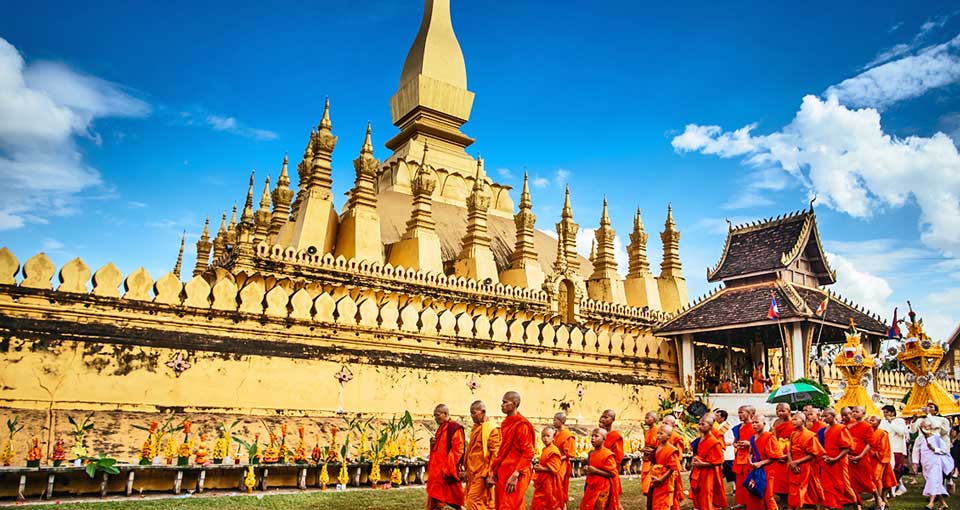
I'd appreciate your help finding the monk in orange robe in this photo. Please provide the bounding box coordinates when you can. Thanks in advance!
[464,400,501,510]
[532,427,563,510]
[640,412,659,495]
[770,403,793,503]
[552,412,577,506]
[599,409,623,510]
[581,428,620,510]
[733,405,757,508]
[719,378,733,393]
[867,416,897,502]
[749,415,784,510]
[787,412,824,510]
[751,362,768,393]
[818,408,855,510]
[846,406,880,507]
[647,424,681,510]
[662,415,686,510]
[689,413,727,510]
[428,404,466,510]
[803,405,826,433]
[489,391,535,510]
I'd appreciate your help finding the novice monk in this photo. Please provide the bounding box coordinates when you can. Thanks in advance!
[581,428,620,510]
[552,412,577,505]
[427,404,467,510]
[847,406,880,508]
[662,415,686,510]
[532,426,563,510]
[787,412,824,510]
[818,409,855,510]
[640,412,659,495]
[867,415,897,504]
[647,424,681,510]
[464,401,501,510]
[732,405,757,509]
[803,405,826,433]
[770,403,793,505]
[690,413,727,510]
[599,409,623,510]
[489,391,535,510]
[749,415,784,510]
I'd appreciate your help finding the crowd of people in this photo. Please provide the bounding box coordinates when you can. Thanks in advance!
[424,391,957,510]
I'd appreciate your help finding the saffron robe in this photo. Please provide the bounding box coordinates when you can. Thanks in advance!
[581,446,620,510]
[733,422,756,507]
[751,368,765,393]
[689,432,727,510]
[846,420,877,496]
[668,432,686,510]
[602,430,624,510]
[640,425,659,494]
[870,428,897,490]
[490,414,536,510]
[428,421,466,509]
[808,420,827,434]
[788,428,824,509]
[553,427,577,506]
[532,443,563,510]
[771,420,793,495]
[465,422,501,510]
[647,444,680,510]
[751,431,783,510]
[818,424,855,509]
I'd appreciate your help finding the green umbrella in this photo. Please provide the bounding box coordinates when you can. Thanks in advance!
[766,382,826,404]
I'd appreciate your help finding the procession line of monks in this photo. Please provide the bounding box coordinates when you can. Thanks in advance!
[425,392,897,510]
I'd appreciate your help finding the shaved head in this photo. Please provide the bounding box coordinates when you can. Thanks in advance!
[470,400,485,412]
[435,404,449,414]
[602,409,616,419]
[701,413,716,426]
[592,427,608,439]
[663,415,677,426]
[554,412,567,424]
[504,391,521,405]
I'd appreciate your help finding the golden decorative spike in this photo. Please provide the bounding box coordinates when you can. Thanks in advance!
[193,217,212,277]
[173,231,185,278]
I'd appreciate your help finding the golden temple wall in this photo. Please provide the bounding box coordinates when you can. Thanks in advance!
[0,249,678,463]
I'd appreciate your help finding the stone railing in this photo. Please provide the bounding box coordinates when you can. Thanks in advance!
[0,249,679,368]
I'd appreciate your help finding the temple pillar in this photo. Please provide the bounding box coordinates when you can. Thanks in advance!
[680,333,696,393]
[789,323,806,382]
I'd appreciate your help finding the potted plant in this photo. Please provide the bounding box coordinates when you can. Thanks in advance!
[1,418,23,466]
[67,413,94,465]
[177,421,193,466]
[83,454,120,478]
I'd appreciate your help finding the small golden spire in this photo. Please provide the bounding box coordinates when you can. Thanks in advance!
[173,231,185,278]
[201,216,210,239]
[561,185,573,219]
[319,97,332,132]
[634,207,643,231]
[473,156,485,193]
[259,176,271,210]
[240,171,255,224]
[361,122,373,155]
[229,203,237,231]
[589,239,596,263]
[519,171,532,209]
[278,154,290,187]
[600,196,610,227]
[665,203,676,231]
[218,212,227,236]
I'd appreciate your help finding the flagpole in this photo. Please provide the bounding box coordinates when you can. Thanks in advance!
[776,314,788,387]
[813,298,828,384]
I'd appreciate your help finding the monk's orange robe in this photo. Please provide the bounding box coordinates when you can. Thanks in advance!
[719,382,732,393]
[647,444,680,510]
[788,428,824,509]
[771,420,792,495]
[808,420,826,434]
[751,431,784,510]
[751,368,765,393]
[818,423,855,510]
[532,443,563,510]
[553,427,577,506]
[689,433,727,510]
[465,422,501,510]
[870,428,897,491]
[490,414,535,510]
[581,446,620,510]
[733,422,756,507]
[846,420,877,498]
[602,430,624,510]
[640,425,659,494]
[668,432,686,510]
[428,421,466,509]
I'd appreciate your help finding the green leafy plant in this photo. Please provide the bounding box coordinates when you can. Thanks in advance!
[83,454,120,478]
[233,436,260,464]
[788,378,831,411]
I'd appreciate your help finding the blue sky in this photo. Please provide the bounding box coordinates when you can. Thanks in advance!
[1,1,958,338]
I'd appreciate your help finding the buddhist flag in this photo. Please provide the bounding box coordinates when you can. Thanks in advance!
[767,293,780,320]
[815,295,828,316]
[887,307,901,339]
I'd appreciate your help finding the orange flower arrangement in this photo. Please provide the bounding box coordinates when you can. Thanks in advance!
[26,437,43,467]
[50,435,66,467]
[293,427,307,464]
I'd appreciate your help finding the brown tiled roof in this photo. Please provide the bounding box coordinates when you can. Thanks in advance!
[707,210,826,282]
[657,282,887,335]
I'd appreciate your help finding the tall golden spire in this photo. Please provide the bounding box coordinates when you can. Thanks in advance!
[336,122,383,264]
[194,217,212,277]
[270,154,293,240]
[660,203,682,277]
[500,171,545,289]
[173,231,185,279]
[240,171,256,227]
[454,157,497,282]
[254,176,272,241]
[388,142,443,273]
[587,197,626,303]
[627,207,651,277]
[556,186,579,273]
[624,206,661,310]
[212,211,227,261]
[345,122,379,212]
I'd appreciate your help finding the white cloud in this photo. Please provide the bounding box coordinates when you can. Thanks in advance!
[889,22,904,33]
[575,227,628,275]
[827,34,960,109]
[825,252,893,315]
[672,95,960,256]
[496,167,512,179]
[532,175,550,188]
[206,115,277,141]
[41,238,64,251]
[554,168,571,185]
[0,37,149,230]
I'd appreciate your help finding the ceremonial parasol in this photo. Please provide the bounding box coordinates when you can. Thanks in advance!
[766,382,826,404]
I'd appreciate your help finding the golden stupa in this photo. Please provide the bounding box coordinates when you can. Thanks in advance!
[897,307,960,416]
[833,319,881,417]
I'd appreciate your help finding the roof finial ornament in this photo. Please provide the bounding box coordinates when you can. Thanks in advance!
[361,121,373,155]
[725,218,732,230]
[600,196,610,226]
[809,194,817,212]
[319,97,332,131]
[562,185,573,219]
[519,170,532,209]
[173,231,185,278]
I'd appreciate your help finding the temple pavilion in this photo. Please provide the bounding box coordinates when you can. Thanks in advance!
[656,206,888,394]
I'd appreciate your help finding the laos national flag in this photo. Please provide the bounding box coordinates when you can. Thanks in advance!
[767,294,780,320]
[887,307,901,338]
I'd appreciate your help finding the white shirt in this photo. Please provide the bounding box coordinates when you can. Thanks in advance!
[717,421,735,461]
[910,414,951,444]
[879,417,908,454]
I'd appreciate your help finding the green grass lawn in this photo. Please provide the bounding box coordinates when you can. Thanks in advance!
[9,474,959,509]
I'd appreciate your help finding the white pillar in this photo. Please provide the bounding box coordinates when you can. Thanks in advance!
[681,333,696,393]
[790,323,805,382]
